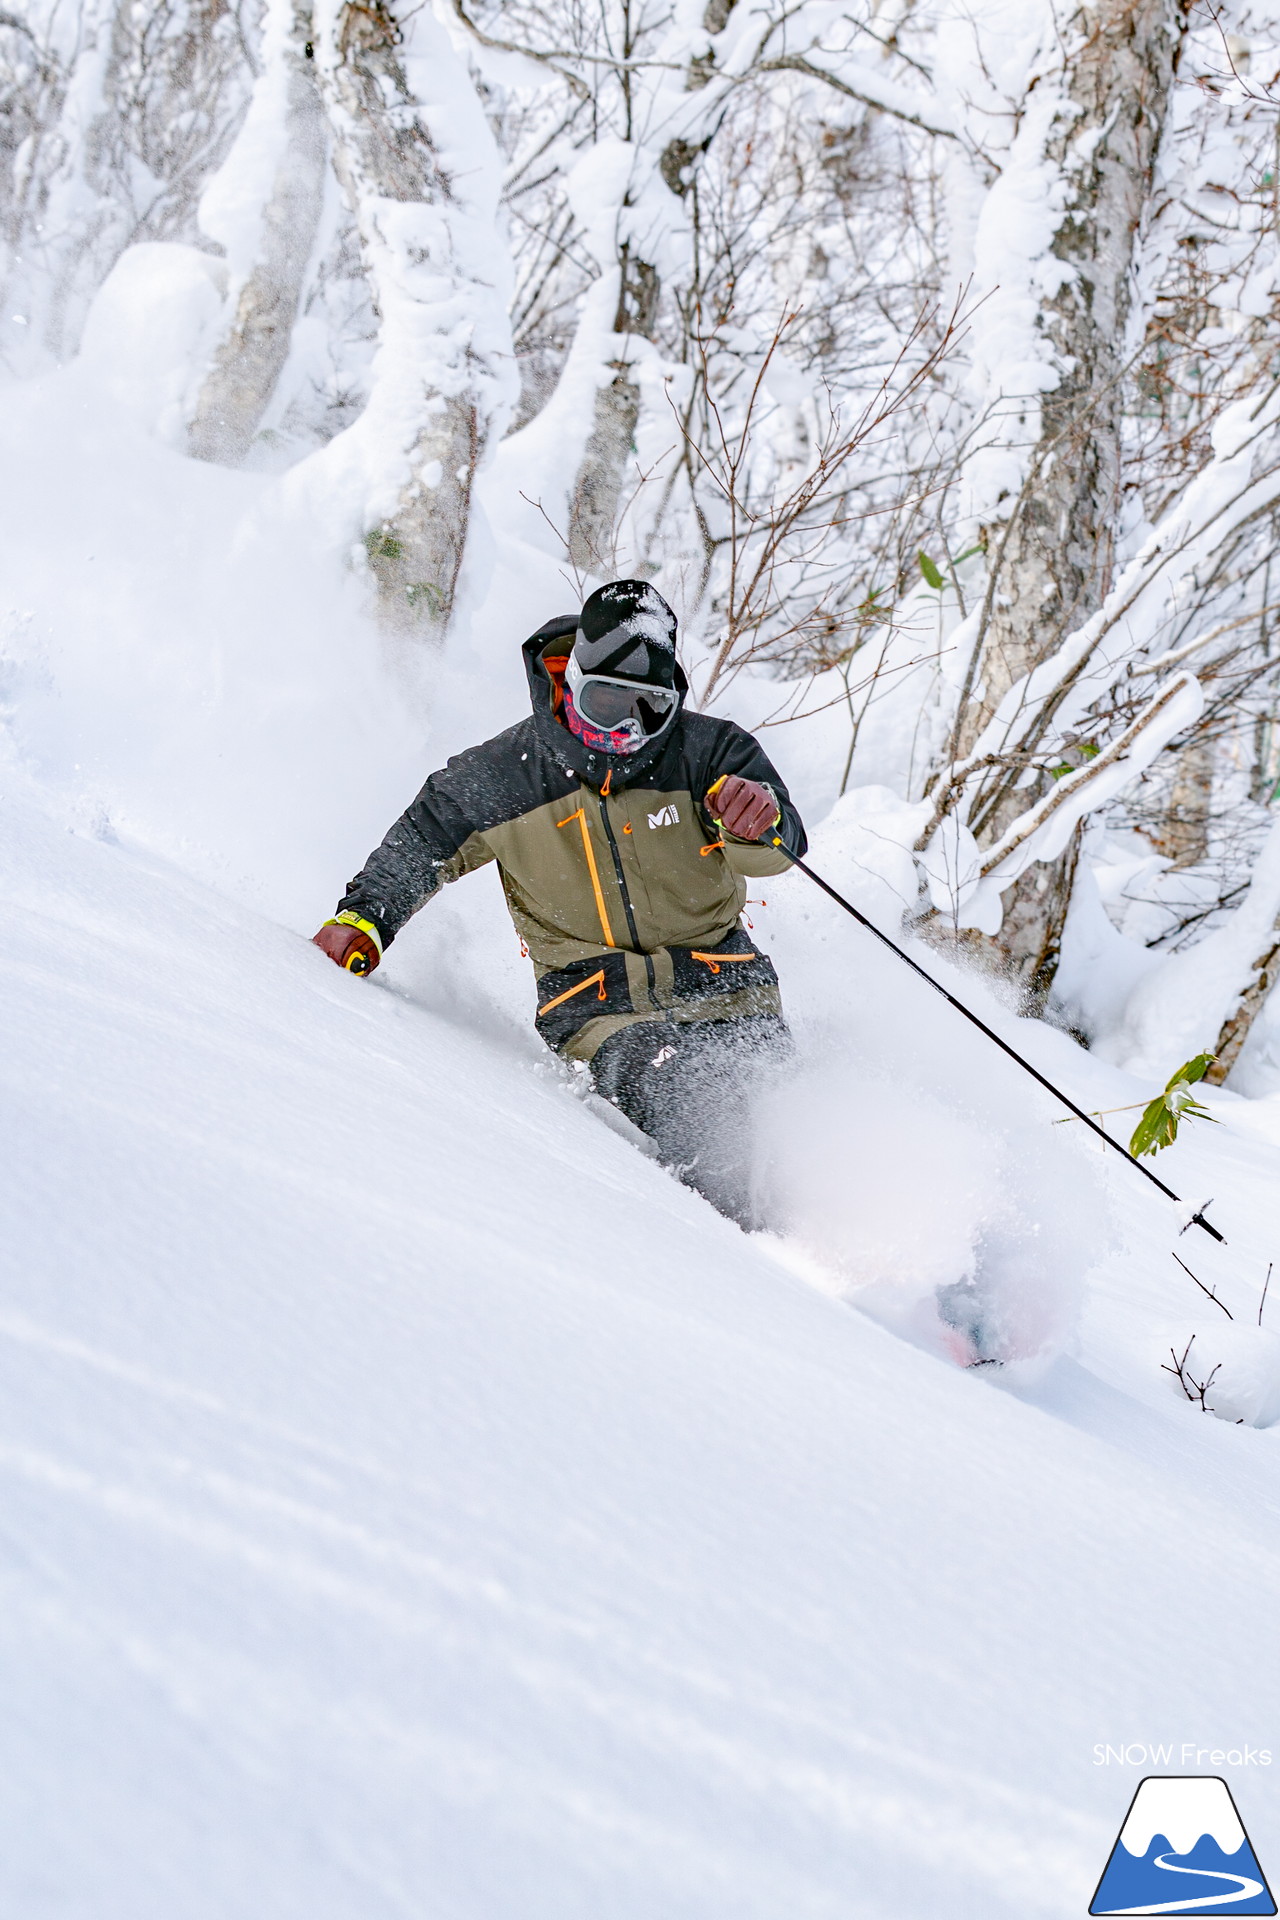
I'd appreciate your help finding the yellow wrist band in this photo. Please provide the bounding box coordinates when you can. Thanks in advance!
[324,911,384,956]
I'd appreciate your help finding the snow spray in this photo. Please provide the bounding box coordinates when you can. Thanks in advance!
[765,836,1227,1245]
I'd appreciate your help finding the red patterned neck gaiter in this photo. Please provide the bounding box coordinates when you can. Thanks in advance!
[562,681,643,756]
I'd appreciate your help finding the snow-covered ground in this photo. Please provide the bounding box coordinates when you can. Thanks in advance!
[2,359,1279,1917]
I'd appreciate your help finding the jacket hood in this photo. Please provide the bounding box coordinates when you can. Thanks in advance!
[522,618,689,790]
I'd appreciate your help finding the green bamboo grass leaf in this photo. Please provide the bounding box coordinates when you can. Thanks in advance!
[1175,1052,1214,1086]
[1130,1096,1178,1157]
[918,552,944,590]
[1129,1054,1221,1157]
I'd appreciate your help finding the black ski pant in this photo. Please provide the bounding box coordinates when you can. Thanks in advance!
[589,1014,791,1228]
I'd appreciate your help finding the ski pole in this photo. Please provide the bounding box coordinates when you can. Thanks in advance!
[766,835,1226,1244]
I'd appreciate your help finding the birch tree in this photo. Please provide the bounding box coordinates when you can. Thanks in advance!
[188,0,328,465]
[915,0,1190,998]
[0,0,252,369]
[295,0,515,635]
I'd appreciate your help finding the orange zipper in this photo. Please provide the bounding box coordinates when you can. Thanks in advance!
[691,951,756,975]
[557,807,615,947]
[537,969,609,1018]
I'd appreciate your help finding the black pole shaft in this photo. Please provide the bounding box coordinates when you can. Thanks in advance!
[775,843,1225,1244]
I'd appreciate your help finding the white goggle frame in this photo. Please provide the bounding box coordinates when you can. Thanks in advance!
[564,651,679,741]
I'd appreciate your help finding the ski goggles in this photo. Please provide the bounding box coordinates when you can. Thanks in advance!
[564,651,679,741]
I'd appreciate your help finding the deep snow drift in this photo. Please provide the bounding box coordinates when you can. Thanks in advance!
[2,354,1280,1916]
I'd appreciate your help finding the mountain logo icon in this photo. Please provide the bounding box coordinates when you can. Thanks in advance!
[1090,1776,1276,1915]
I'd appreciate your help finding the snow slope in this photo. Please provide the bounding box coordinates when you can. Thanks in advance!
[2,351,1280,1916]
[3,773,1280,1918]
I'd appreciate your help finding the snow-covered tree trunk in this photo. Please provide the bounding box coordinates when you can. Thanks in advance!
[941,0,1188,998]
[306,0,513,637]
[0,6,73,366]
[959,0,1188,755]
[1208,921,1280,1083]
[1,0,253,371]
[566,243,659,576]
[2,2,132,367]
[188,0,327,465]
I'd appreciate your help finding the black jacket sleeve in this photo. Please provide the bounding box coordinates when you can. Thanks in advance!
[336,774,490,946]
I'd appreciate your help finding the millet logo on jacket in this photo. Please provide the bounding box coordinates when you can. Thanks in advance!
[648,804,680,828]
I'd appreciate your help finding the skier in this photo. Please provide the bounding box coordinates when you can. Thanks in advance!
[313,580,806,1223]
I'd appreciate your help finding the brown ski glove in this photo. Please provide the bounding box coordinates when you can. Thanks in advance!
[707,774,781,843]
[313,913,383,975]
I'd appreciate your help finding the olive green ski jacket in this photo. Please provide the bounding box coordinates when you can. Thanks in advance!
[336,618,807,1061]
